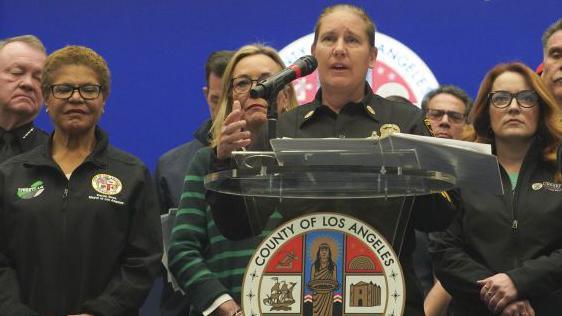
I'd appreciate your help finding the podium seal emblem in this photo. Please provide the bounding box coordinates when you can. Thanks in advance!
[242,213,405,315]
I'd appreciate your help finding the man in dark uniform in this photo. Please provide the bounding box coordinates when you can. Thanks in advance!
[0,35,49,162]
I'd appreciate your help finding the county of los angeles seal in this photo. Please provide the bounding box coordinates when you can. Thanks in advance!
[242,213,405,316]
[279,32,439,106]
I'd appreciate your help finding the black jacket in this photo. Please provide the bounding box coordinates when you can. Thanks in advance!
[430,141,562,315]
[0,127,162,316]
[155,119,211,213]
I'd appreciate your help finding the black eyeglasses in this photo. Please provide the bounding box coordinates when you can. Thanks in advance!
[488,90,538,109]
[426,109,465,124]
[50,84,102,100]
[231,75,270,94]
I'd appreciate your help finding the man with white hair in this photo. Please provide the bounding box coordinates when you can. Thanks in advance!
[0,35,48,162]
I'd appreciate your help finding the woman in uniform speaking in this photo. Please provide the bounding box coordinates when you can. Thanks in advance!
[0,46,162,316]
[210,4,457,315]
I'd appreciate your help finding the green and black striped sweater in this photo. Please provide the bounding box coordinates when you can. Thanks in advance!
[168,146,280,314]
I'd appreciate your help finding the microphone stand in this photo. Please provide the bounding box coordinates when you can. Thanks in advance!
[265,86,283,147]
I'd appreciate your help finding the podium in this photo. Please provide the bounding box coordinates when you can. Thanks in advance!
[205,134,501,316]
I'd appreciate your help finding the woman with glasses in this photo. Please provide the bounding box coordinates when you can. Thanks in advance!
[167,44,298,316]
[430,62,562,316]
[0,46,162,316]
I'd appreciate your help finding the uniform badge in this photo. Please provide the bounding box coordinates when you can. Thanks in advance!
[242,213,405,316]
[92,174,122,195]
[531,183,543,191]
[379,124,401,137]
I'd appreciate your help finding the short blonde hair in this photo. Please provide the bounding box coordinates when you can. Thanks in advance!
[210,44,298,148]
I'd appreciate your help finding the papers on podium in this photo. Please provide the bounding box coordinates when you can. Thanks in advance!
[266,133,502,195]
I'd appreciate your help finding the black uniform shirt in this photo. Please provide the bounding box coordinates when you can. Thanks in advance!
[0,122,49,163]
[277,84,428,139]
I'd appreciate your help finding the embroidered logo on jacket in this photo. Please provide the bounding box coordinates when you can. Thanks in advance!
[17,180,45,199]
[91,174,122,195]
[531,182,562,192]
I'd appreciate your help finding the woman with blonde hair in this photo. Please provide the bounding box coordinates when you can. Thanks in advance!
[168,43,297,316]
[430,62,562,316]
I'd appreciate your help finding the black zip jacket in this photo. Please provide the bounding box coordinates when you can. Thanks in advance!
[430,140,562,315]
[0,127,162,316]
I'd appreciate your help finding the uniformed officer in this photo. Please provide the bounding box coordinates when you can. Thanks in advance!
[0,35,48,162]
[210,4,457,315]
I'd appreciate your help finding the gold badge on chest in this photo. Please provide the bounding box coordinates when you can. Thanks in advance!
[379,124,401,137]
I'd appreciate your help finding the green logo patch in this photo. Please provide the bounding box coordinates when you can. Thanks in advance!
[17,181,45,199]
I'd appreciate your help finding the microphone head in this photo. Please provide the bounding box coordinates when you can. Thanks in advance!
[250,84,266,99]
[294,55,318,77]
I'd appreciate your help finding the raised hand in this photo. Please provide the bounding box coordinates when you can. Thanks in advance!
[216,100,252,159]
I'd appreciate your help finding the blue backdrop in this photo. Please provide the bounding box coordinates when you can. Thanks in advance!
[1,0,559,170]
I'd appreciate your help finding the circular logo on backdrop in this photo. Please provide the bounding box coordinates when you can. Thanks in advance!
[279,32,439,106]
[242,213,405,316]
[91,174,122,195]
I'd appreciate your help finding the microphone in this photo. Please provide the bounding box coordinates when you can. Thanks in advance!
[250,55,317,99]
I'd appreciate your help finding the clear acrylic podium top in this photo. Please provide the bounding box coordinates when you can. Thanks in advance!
[205,134,499,198]
[205,135,502,199]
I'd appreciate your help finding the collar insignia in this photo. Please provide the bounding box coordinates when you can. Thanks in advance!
[423,118,435,136]
[366,105,376,117]
[303,110,315,120]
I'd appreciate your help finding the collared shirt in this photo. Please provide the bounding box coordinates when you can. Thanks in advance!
[277,84,429,139]
[0,122,49,163]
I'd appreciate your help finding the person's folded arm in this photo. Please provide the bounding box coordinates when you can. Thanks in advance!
[506,247,562,299]
[206,147,275,240]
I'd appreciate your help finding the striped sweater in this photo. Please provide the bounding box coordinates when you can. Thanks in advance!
[168,146,280,314]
